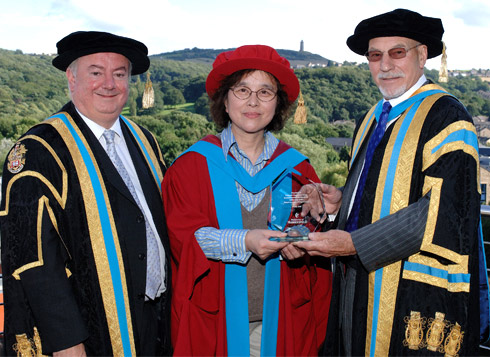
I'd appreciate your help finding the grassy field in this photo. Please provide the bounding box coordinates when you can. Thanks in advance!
[161,103,195,114]
[122,103,195,117]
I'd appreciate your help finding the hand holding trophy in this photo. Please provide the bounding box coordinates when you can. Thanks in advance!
[269,170,331,242]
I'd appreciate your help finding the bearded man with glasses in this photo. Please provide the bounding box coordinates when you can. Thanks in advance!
[295,8,489,356]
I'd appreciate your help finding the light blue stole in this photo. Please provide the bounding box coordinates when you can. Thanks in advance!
[351,89,448,165]
[45,113,161,356]
[182,140,307,356]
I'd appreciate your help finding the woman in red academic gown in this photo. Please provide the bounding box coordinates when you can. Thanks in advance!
[162,45,332,356]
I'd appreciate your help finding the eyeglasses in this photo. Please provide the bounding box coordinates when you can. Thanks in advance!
[365,44,422,62]
[229,86,277,102]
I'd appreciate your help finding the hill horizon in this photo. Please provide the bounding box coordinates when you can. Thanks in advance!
[150,47,339,68]
[6,46,488,72]
[0,45,489,179]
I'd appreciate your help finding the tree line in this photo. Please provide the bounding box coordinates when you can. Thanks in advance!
[1,48,489,185]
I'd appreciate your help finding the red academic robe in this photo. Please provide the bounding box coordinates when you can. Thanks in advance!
[162,136,332,356]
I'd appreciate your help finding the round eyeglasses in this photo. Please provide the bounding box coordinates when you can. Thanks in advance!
[229,86,277,102]
[365,43,423,62]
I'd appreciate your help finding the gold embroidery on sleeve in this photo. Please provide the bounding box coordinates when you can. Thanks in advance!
[32,328,46,357]
[403,311,426,350]
[13,333,34,357]
[422,121,479,193]
[426,312,449,352]
[12,327,46,357]
[11,196,67,280]
[444,322,464,357]
[419,177,469,273]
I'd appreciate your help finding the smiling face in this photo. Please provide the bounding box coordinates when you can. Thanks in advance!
[368,36,427,100]
[224,70,278,138]
[67,52,130,128]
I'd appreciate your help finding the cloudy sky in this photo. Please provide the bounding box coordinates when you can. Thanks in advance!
[1,0,489,71]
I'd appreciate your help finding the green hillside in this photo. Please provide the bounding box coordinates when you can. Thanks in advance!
[152,47,330,64]
[1,47,489,184]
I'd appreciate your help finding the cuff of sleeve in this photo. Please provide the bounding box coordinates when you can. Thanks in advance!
[351,195,429,272]
[351,229,372,270]
[221,229,252,263]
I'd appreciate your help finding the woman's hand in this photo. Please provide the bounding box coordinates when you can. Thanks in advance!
[280,243,306,260]
[245,229,289,260]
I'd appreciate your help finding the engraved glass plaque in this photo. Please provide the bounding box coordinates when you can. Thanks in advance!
[268,170,329,242]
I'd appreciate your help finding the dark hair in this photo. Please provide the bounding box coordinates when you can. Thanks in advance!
[209,69,293,132]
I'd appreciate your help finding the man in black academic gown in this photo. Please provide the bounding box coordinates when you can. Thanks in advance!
[296,9,489,356]
[0,31,171,356]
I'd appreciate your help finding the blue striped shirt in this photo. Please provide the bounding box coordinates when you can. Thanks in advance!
[195,124,279,263]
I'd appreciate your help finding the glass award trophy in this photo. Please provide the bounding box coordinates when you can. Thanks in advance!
[268,169,330,242]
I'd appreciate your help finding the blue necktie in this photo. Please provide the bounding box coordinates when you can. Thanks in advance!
[103,129,162,299]
[345,101,392,232]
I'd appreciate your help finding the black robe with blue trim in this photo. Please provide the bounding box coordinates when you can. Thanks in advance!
[323,84,487,356]
[0,102,171,356]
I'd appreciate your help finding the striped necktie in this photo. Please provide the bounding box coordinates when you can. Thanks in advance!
[103,129,162,299]
[345,101,392,232]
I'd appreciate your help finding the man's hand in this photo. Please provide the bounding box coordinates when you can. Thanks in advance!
[319,184,343,214]
[298,183,342,222]
[245,229,289,260]
[294,229,356,257]
[53,343,86,357]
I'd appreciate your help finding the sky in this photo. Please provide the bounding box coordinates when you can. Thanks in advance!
[1,0,489,71]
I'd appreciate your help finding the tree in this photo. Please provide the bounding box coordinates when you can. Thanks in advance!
[183,77,206,102]
[319,162,349,186]
[194,93,211,119]
[339,146,351,162]
[277,131,340,175]
[163,88,186,107]
[131,111,215,164]
[1,48,489,187]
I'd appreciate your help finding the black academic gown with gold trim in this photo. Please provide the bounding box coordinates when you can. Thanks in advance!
[0,102,171,356]
[322,85,482,356]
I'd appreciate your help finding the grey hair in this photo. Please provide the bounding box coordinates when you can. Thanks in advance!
[66,59,79,99]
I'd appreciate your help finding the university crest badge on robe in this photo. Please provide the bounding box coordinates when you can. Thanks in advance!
[7,142,27,174]
[403,310,464,356]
